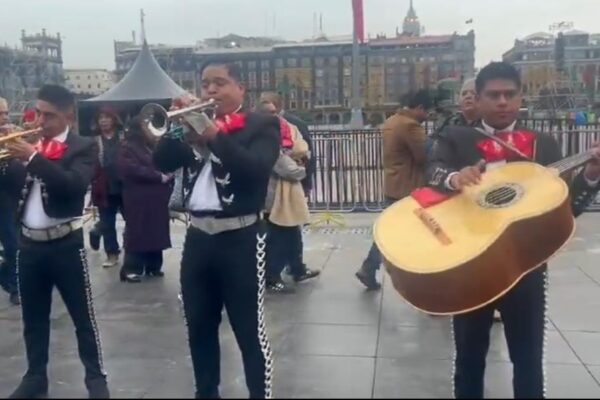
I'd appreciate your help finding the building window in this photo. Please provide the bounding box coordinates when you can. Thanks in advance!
[261,60,270,68]
[275,59,284,68]
[290,101,297,109]
[316,69,324,78]
[303,100,310,109]
[248,71,257,88]
[97,84,101,89]
[88,84,92,89]
[288,58,297,68]
[248,61,257,69]
[315,57,324,67]
[301,57,311,67]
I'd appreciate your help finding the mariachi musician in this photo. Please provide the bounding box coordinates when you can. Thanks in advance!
[427,62,600,399]
[153,61,280,398]
[0,97,25,306]
[2,85,109,399]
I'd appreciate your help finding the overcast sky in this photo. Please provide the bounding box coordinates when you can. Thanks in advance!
[1,0,598,70]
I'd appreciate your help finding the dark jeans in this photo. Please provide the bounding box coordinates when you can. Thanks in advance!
[266,221,304,283]
[98,194,123,255]
[362,196,397,273]
[18,230,106,383]
[453,267,546,398]
[0,204,18,294]
[122,251,164,275]
[180,224,273,398]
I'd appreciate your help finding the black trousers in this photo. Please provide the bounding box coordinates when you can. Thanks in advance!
[180,223,273,399]
[266,221,304,283]
[17,229,106,383]
[362,197,397,273]
[0,203,18,294]
[122,251,163,275]
[453,267,547,399]
[97,194,123,255]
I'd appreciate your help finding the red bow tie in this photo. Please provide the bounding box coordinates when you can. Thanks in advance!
[477,130,536,162]
[35,138,68,160]
[214,113,246,135]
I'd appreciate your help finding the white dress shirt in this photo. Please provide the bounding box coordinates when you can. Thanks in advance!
[187,149,223,212]
[22,128,74,229]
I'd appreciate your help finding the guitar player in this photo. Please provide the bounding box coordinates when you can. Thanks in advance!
[427,61,600,399]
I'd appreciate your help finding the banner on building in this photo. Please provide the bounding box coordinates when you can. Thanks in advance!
[352,0,365,43]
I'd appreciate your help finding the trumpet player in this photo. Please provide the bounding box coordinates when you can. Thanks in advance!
[3,85,109,399]
[153,61,280,399]
[0,97,23,306]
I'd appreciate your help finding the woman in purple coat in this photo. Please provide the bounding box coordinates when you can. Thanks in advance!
[117,115,173,283]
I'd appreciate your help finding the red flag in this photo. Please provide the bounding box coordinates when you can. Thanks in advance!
[352,0,364,43]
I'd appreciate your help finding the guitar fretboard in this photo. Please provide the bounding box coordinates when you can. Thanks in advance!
[550,150,593,174]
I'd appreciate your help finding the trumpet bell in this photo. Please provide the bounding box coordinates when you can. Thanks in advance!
[140,103,169,137]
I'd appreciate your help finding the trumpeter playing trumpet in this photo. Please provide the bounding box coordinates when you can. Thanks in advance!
[0,97,27,306]
[152,60,280,399]
[2,85,109,399]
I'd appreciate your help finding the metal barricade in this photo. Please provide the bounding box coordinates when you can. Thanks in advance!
[307,122,600,213]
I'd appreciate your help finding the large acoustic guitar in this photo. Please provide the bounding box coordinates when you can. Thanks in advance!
[374,150,593,315]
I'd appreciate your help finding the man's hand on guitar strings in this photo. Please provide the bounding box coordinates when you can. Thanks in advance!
[584,141,600,182]
[450,159,486,190]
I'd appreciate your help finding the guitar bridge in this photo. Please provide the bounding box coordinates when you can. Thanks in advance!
[414,208,452,246]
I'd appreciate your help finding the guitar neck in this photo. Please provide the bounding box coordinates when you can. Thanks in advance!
[549,150,593,174]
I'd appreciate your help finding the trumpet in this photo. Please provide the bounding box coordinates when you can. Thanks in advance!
[140,98,217,137]
[0,127,43,161]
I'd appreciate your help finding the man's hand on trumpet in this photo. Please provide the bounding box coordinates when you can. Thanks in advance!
[5,137,36,162]
[170,95,219,144]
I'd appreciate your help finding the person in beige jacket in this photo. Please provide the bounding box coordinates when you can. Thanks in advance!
[259,100,320,293]
[356,90,432,290]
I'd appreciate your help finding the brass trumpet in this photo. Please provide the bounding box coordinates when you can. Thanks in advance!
[0,127,43,161]
[140,98,217,137]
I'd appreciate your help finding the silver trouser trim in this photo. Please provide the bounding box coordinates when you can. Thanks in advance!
[189,214,257,235]
[542,270,549,398]
[79,248,107,377]
[255,233,274,398]
[22,219,83,242]
[451,317,456,399]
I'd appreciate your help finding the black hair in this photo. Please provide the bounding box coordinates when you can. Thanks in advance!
[200,60,243,82]
[407,89,433,110]
[37,84,75,111]
[475,62,522,94]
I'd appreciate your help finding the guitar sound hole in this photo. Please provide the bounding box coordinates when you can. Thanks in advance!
[478,183,523,208]
[486,187,516,205]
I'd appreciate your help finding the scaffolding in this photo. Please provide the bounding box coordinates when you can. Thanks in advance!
[0,29,64,121]
[527,75,591,117]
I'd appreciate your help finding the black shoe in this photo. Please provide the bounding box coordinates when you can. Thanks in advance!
[86,377,110,399]
[9,292,20,306]
[293,268,321,283]
[9,376,48,399]
[355,267,381,291]
[267,281,296,294]
[89,229,101,251]
[119,273,142,283]
[146,270,165,278]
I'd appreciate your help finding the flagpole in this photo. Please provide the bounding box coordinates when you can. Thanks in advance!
[349,0,364,129]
